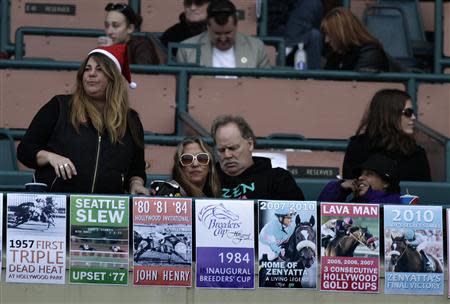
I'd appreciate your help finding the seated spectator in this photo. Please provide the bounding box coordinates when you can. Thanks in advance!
[151,137,222,197]
[343,89,431,181]
[177,0,270,68]
[320,7,389,72]
[210,114,304,200]
[160,0,210,56]
[318,154,401,204]
[102,2,165,64]
[267,0,324,69]
[17,44,148,195]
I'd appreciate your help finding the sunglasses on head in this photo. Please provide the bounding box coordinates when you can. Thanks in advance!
[180,152,210,166]
[402,108,415,118]
[105,2,128,11]
[184,0,209,6]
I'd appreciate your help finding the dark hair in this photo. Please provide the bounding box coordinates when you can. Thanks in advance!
[207,0,237,25]
[171,137,222,197]
[355,154,400,194]
[356,89,416,155]
[184,0,210,6]
[211,114,255,145]
[105,3,142,28]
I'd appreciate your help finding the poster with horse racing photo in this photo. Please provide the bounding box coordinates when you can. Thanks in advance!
[447,209,450,298]
[258,200,317,289]
[0,193,3,280]
[132,197,192,287]
[384,205,443,295]
[6,193,66,284]
[320,202,379,293]
[69,195,129,285]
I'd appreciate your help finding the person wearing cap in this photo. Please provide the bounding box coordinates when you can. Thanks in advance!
[150,137,222,197]
[102,2,165,64]
[160,0,211,56]
[17,44,149,195]
[211,114,305,200]
[176,0,271,68]
[343,89,431,182]
[259,205,297,261]
[320,217,353,249]
[317,154,401,204]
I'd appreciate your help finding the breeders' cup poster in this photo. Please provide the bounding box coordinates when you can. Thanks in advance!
[69,195,129,285]
[6,193,66,284]
[195,199,254,289]
[258,200,317,288]
[384,205,443,295]
[320,202,379,293]
[133,197,192,286]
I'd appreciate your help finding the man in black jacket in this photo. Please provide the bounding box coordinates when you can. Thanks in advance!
[210,115,305,200]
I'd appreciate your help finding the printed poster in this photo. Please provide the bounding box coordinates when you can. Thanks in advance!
[69,195,129,285]
[6,193,66,284]
[447,209,450,298]
[0,193,2,279]
[320,203,380,293]
[384,205,443,295]
[133,197,192,286]
[258,200,317,288]
[196,199,254,289]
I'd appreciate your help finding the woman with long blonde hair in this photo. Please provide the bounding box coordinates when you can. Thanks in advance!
[18,45,149,194]
[151,137,221,197]
[321,7,389,71]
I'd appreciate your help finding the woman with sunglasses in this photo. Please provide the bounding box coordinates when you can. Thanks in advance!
[102,3,164,64]
[342,89,431,182]
[151,137,222,197]
[160,0,210,56]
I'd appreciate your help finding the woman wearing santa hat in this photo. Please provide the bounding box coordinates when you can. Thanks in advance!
[17,44,149,195]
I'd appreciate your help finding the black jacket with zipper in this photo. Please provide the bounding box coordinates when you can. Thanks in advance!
[17,95,146,194]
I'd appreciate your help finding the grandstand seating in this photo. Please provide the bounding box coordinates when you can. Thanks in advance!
[0,69,177,134]
[188,76,403,138]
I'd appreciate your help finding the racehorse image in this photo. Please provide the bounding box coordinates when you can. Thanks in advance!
[324,225,376,257]
[388,235,443,273]
[134,230,190,263]
[9,197,57,229]
[259,215,317,288]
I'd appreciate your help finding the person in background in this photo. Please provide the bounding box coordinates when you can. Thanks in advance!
[321,7,389,72]
[318,154,401,204]
[343,89,431,181]
[102,2,165,64]
[177,0,270,68]
[267,0,324,69]
[160,0,211,56]
[151,137,222,197]
[17,44,148,195]
[210,114,304,200]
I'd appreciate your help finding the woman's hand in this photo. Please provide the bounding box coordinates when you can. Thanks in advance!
[340,179,357,192]
[130,177,150,195]
[37,150,77,180]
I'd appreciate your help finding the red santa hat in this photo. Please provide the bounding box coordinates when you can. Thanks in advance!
[88,44,137,89]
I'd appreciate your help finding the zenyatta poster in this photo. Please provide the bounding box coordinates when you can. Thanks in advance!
[195,199,254,289]
[320,202,379,293]
[6,193,66,284]
[384,205,443,295]
[133,197,192,286]
[69,195,129,285]
[258,200,317,288]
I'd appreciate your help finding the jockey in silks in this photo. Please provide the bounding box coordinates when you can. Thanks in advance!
[404,229,434,272]
[259,205,297,261]
[321,217,353,248]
